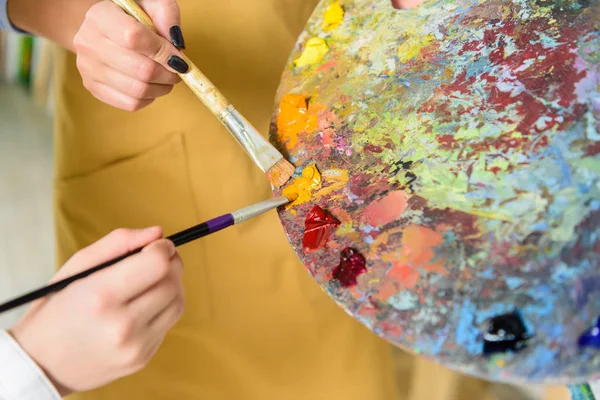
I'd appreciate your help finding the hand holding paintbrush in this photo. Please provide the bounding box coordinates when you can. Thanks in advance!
[109,0,295,188]
[0,195,292,314]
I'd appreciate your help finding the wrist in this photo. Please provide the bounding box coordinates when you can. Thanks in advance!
[7,327,72,397]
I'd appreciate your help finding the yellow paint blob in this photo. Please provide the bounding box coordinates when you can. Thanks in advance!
[282,165,322,207]
[294,38,329,67]
[397,33,435,63]
[314,168,349,199]
[276,94,318,148]
[323,1,344,31]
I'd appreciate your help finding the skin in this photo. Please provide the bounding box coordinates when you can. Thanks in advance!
[7,0,185,111]
[392,0,426,8]
[9,227,185,397]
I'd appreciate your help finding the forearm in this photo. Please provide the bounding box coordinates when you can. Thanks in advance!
[6,0,100,51]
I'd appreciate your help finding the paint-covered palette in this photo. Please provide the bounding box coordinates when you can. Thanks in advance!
[269,0,600,385]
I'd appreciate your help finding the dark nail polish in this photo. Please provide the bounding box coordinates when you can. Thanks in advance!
[169,25,186,49]
[168,55,189,74]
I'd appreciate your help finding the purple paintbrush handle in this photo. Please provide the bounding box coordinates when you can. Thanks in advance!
[206,213,235,233]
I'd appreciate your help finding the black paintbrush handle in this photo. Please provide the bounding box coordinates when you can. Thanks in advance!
[0,222,212,314]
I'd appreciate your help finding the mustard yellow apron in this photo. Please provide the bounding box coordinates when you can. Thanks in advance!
[52,1,512,399]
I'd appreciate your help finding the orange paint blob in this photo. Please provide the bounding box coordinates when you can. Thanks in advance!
[276,94,318,148]
[398,225,445,273]
[387,262,420,289]
[376,224,447,294]
[363,190,408,226]
[282,165,322,207]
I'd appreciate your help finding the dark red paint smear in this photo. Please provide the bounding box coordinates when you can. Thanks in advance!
[332,248,367,288]
[302,205,340,252]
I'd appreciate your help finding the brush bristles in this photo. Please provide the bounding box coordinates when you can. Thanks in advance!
[266,158,296,188]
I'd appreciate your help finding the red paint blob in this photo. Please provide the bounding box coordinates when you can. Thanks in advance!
[302,205,340,252]
[332,248,367,288]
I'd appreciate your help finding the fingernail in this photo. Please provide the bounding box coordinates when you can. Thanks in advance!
[168,55,189,74]
[169,25,186,49]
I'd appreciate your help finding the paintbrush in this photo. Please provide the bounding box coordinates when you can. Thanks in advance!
[0,195,291,314]
[110,0,295,188]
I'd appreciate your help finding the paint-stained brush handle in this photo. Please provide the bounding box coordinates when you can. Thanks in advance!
[111,0,292,184]
[112,0,228,116]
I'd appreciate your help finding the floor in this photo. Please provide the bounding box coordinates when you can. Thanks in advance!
[0,83,567,400]
[0,84,55,329]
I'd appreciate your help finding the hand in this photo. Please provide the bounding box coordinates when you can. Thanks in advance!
[9,227,185,396]
[73,0,188,111]
[391,0,425,8]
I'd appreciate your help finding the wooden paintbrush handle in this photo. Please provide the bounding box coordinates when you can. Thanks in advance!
[111,0,230,117]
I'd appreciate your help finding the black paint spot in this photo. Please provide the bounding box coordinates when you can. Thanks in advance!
[390,159,418,192]
[483,311,533,355]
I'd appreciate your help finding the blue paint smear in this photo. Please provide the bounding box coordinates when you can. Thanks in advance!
[549,146,573,187]
[524,284,555,318]
[455,299,482,355]
[360,224,378,233]
[533,221,548,231]
[505,276,523,290]
[579,183,592,194]
[479,267,496,279]
[519,345,557,379]
[416,328,448,355]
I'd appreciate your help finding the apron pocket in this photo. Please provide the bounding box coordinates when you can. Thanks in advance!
[54,131,211,318]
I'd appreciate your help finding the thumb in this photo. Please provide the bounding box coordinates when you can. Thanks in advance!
[54,227,164,281]
[138,0,185,49]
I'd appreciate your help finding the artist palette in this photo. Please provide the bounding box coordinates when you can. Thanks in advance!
[269,0,600,384]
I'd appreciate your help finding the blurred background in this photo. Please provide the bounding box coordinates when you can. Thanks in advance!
[0,30,570,400]
[0,30,55,330]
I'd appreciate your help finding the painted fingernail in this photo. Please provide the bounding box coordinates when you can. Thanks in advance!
[168,55,189,74]
[169,25,186,49]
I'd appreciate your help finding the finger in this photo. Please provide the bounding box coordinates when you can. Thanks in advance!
[127,268,182,326]
[92,2,188,74]
[56,227,163,281]
[96,239,177,304]
[76,35,180,85]
[147,294,185,334]
[137,0,184,49]
[85,80,155,111]
[96,64,174,100]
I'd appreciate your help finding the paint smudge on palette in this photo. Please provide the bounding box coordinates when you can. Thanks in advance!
[276,94,317,148]
[482,311,533,355]
[303,205,340,252]
[294,38,329,67]
[579,317,600,349]
[281,165,322,206]
[332,247,367,287]
[270,0,600,384]
[323,1,345,30]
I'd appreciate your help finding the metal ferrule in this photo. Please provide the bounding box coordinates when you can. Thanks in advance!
[231,196,290,225]
[219,105,282,173]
